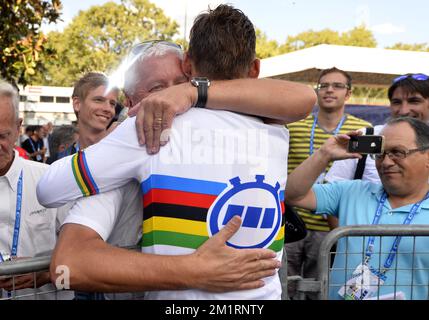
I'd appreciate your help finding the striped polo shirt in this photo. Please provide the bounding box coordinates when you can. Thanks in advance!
[287,113,371,232]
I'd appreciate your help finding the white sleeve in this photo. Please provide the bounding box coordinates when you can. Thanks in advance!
[37,118,148,207]
[62,189,124,241]
[324,158,358,182]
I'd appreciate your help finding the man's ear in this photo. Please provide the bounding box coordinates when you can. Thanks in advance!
[344,88,352,102]
[72,96,81,115]
[248,58,260,78]
[182,53,193,78]
[16,118,23,131]
[425,151,429,169]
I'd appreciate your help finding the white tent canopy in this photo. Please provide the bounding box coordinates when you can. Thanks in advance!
[259,44,429,87]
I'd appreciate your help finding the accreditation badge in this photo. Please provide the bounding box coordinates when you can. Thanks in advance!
[0,253,11,262]
[338,263,385,300]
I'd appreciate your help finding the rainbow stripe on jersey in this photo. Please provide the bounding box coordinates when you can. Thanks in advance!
[141,174,285,252]
[71,150,99,197]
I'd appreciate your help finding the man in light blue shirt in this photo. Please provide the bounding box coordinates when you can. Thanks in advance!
[286,116,429,300]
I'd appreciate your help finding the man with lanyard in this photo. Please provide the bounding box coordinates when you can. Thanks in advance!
[285,67,371,298]
[0,79,72,299]
[286,116,429,300]
[21,125,46,163]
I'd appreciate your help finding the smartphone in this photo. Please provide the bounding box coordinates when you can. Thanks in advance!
[347,135,384,154]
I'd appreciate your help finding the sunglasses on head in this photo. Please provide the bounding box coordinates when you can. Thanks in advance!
[130,40,182,56]
[393,73,429,84]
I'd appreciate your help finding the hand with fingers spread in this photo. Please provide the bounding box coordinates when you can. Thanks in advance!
[129,82,196,154]
[188,216,281,292]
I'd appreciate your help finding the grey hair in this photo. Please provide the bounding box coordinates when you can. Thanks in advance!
[123,42,184,96]
[50,125,78,154]
[0,79,20,120]
[386,116,429,148]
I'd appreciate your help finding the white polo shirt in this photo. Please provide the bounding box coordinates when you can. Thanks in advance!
[0,151,72,299]
[0,151,58,258]
[63,182,143,247]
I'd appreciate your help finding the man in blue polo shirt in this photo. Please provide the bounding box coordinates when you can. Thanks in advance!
[286,116,429,300]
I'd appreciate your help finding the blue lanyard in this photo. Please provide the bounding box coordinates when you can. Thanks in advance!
[365,191,429,272]
[28,138,39,153]
[309,113,346,155]
[0,170,23,262]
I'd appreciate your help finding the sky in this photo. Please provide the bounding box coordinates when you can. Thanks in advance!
[44,0,429,48]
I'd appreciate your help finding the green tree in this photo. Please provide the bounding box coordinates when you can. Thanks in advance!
[278,26,377,53]
[279,28,341,53]
[256,29,280,59]
[37,0,179,86]
[341,25,376,48]
[0,0,62,88]
[386,42,429,52]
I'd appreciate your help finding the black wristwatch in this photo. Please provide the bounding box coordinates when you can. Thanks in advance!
[190,77,211,108]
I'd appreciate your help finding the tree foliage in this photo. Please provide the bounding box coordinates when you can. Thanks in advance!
[37,0,179,86]
[279,25,377,53]
[341,25,377,48]
[23,1,427,87]
[0,0,61,88]
[256,29,281,59]
[386,42,429,52]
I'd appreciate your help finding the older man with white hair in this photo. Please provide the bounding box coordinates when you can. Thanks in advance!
[0,79,72,299]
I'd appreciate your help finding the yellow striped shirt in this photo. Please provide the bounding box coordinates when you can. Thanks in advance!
[287,113,372,231]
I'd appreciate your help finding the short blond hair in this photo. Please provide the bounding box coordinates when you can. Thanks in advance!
[72,72,118,119]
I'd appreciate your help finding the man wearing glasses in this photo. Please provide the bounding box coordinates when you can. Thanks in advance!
[285,116,429,300]
[326,73,429,184]
[285,67,371,299]
[38,5,316,299]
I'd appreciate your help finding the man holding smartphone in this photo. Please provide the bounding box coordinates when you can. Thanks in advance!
[326,74,429,184]
[286,116,429,300]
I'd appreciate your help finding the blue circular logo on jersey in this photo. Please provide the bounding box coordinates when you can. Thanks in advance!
[207,175,282,249]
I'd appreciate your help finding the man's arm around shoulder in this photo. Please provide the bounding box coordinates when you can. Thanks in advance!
[50,217,280,293]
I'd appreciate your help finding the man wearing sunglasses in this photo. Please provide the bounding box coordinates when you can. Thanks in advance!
[286,116,429,300]
[326,74,429,184]
[38,5,316,299]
